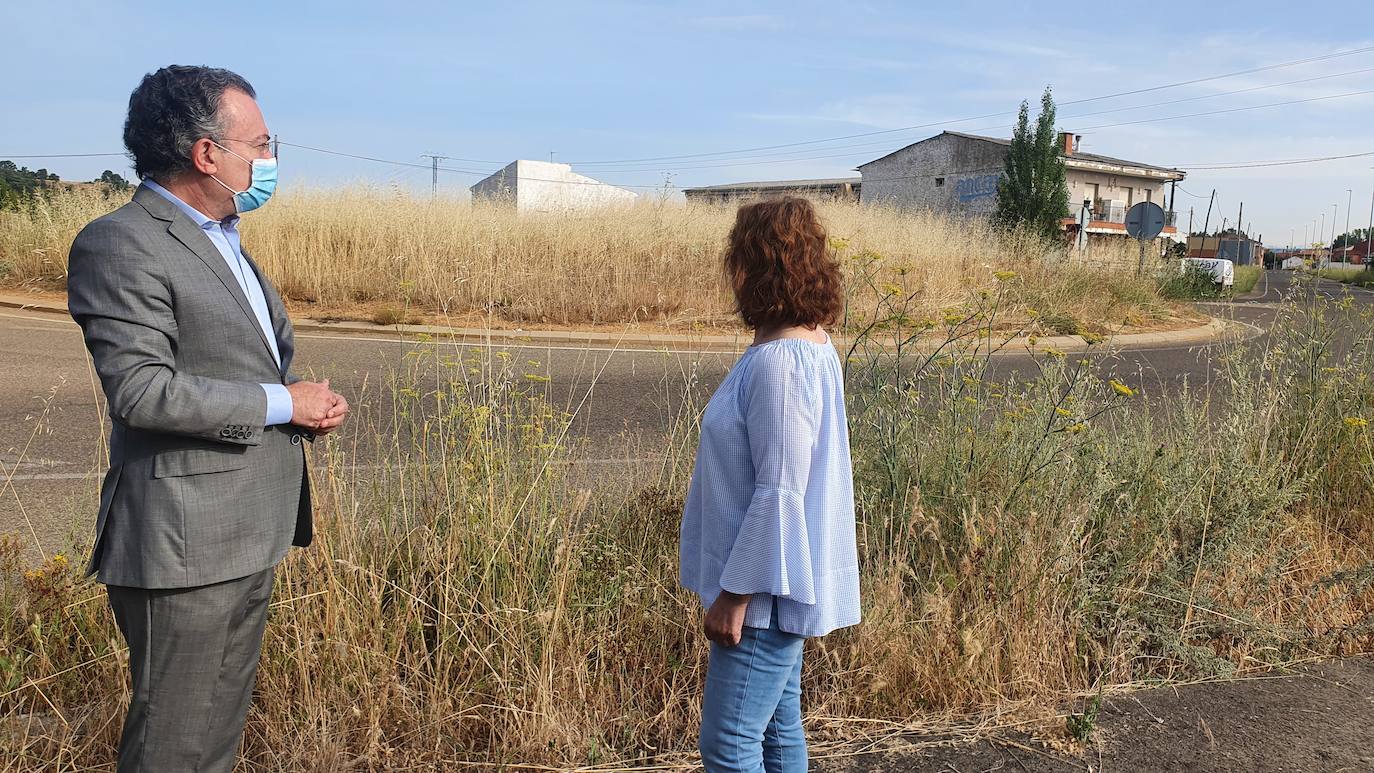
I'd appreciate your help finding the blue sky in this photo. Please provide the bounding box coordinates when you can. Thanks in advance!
[3,0,1373,246]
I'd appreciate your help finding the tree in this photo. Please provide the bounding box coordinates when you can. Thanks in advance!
[0,160,46,209]
[96,170,131,192]
[995,86,1070,239]
[1334,229,1371,249]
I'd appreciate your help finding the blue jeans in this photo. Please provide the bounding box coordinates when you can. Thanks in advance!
[699,606,807,773]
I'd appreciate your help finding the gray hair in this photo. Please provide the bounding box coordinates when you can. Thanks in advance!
[123,66,257,181]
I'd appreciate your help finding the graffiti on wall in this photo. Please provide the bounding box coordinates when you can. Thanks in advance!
[955,173,1000,202]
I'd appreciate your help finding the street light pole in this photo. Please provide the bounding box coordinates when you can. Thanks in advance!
[1367,181,1374,270]
[1332,203,1339,267]
[1344,189,1353,264]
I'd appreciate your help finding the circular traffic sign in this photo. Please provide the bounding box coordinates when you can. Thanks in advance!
[1125,202,1166,240]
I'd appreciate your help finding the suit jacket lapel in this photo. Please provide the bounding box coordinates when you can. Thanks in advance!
[165,218,278,364]
[134,184,281,371]
[242,247,292,379]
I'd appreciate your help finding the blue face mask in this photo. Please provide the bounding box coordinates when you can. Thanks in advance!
[210,141,278,213]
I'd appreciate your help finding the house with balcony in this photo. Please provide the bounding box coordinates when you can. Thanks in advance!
[856,131,1185,240]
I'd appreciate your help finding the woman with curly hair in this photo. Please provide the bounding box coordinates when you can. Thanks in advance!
[680,196,861,772]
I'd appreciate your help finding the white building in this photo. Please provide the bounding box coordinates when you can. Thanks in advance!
[470,160,637,212]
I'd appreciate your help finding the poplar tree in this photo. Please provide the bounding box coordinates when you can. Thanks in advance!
[995,87,1070,239]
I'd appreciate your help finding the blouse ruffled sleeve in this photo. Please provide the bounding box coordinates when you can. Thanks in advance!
[717,346,820,605]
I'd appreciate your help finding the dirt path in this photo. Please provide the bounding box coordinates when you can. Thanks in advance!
[816,657,1374,772]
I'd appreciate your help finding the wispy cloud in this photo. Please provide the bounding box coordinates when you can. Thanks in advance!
[690,14,783,32]
[864,23,1075,60]
[744,94,935,129]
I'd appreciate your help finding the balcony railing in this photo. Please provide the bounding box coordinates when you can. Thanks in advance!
[1087,200,1177,227]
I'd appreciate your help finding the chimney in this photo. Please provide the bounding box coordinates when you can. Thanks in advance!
[1060,132,1079,156]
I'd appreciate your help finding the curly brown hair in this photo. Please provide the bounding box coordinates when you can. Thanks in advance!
[724,197,843,330]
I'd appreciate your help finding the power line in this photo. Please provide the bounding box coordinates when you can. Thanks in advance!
[1173,185,1212,199]
[1177,149,1374,170]
[278,141,678,189]
[11,134,1365,195]
[11,48,1374,182]
[274,141,441,171]
[556,83,1374,175]
[0,152,126,159]
[570,65,1374,172]
[1056,45,1374,105]
[1073,88,1374,132]
[564,44,1374,166]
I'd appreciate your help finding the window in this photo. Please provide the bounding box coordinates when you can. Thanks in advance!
[935,177,945,187]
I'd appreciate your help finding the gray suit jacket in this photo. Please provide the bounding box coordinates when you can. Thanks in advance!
[68,184,312,589]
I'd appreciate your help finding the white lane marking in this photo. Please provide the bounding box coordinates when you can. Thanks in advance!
[0,311,78,327]
[296,331,742,356]
[4,456,667,482]
[0,308,1262,358]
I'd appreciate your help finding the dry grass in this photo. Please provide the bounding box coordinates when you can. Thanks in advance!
[0,186,1192,334]
[1,277,1371,770]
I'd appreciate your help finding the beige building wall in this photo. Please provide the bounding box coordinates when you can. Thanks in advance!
[1066,169,1169,211]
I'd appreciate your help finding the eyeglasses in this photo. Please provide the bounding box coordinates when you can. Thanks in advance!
[216,137,274,155]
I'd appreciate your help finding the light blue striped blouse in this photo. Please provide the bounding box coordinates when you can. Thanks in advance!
[679,335,861,638]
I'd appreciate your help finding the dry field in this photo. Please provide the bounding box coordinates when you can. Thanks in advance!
[0,186,1196,334]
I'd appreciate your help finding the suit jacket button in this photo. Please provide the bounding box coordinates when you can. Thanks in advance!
[291,434,302,446]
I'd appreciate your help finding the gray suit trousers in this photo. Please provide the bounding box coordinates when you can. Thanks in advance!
[107,567,274,772]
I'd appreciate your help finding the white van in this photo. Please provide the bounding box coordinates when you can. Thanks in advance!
[1180,257,1235,287]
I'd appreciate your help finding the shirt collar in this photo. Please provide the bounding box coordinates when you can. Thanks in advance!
[143,178,239,232]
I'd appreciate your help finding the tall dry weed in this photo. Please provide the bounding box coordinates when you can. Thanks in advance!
[1,187,1189,334]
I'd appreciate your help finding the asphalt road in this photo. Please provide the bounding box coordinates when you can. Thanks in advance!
[3,270,1370,560]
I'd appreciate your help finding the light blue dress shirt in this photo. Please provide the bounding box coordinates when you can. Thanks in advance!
[679,336,861,638]
[143,180,293,426]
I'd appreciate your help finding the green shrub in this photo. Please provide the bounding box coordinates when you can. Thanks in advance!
[1232,265,1262,295]
[1159,263,1223,299]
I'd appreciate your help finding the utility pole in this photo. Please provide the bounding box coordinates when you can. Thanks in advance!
[1331,203,1339,266]
[271,134,279,158]
[1201,189,1216,235]
[1367,186,1374,270]
[1343,189,1353,264]
[421,154,450,198]
[1235,201,1243,266]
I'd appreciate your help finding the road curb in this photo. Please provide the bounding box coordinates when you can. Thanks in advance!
[0,292,1235,354]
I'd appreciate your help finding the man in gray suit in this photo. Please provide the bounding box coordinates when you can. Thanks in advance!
[67,65,348,771]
